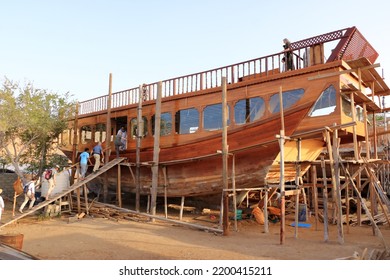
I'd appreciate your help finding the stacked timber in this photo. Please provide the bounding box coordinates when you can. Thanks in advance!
[73,201,149,222]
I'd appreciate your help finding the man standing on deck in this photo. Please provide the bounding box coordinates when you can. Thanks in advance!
[115,126,126,158]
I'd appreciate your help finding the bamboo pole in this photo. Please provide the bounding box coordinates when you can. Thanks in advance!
[278,85,286,244]
[232,154,238,232]
[180,196,185,221]
[263,187,269,233]
[371,82,378,159]
[339,158,389,250]
[363,103,370,160]
[333,128,344,244]
[117,162,122,208]
[311,165,319,230]
[345,163,350,234]
[163,166,168,218]
[324,130,337,223]
[71,102,79,186]
[76,186,81,214]
[357,169,362,226]
[135,85,143,212]
[350,93,359,161]
[104,73,113,204]
[150,81,162,219]
[320,155,329,242]
[221,77,229,236]
[279,130,286,245]
[83,184,89,215]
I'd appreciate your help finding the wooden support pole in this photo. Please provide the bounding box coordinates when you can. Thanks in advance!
[135,84,144,212]
[357,169,362,226]
[117,163,122,208]
[363,103,370,160]
[150,81,162,219]
[71,102,79,186]
[320,155,329,242]
[371,82,378,159]
[294,186,299,239]
[350,93,359,161]
[324,130,337,223]
[279,130,285,245]
[221,77,229,236]
[83,184,89,215]
[333,129,344,244]
[340,159,389,250]
[345,163,350,234]
[104,73,113,204]
[277,85,287,244]
[311,165,319,230]
[294,138,302,239]
[163,166,168,219]
[76,187,81,214]
[263,187,269,233]
[180,196,185,221]
[232,154,238,232]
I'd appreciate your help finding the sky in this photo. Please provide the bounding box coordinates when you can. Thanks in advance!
[1,0,390,104]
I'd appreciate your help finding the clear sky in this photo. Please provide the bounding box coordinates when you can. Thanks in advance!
[1,0,389,103]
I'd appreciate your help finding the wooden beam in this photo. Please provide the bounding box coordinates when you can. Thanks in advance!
[333,129,344,244]
[222,77,229,236]
[320,155,329,242]
[117,162,122,208]
[135,84,143,212]
[308,63,380,81]
[150,81,162,219]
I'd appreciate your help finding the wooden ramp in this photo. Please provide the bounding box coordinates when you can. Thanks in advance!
[0,157,126,229]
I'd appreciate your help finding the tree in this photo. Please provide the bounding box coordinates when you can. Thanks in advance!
[0,78,75,183]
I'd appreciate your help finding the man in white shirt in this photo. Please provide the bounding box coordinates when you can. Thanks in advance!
[0,188,4,222]
[19,178,39,214]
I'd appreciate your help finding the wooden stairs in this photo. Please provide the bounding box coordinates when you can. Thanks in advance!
[0,157,126,229]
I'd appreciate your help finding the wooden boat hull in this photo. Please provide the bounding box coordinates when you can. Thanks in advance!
[99,106,325,197]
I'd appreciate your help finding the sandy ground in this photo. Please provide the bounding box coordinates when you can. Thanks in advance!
[1,207,389,260]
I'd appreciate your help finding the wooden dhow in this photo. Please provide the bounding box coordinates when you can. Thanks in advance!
[59,26,389,198]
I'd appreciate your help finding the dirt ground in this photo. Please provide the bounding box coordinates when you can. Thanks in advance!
[1,205,389,260]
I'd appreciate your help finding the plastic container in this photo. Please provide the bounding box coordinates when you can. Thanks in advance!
[236,209,243,220]
[0,233,24,250]
[298,204,307,222]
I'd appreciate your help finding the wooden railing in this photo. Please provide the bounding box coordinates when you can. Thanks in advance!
[78,27,365,116]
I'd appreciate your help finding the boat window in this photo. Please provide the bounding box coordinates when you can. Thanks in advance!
[60,129,70,146]
[235,97,265,124]
[203,103,230,131]
[175,108,199,134]
[130,117,148,139]
[269,88,305,113]
[341,96,364,121]
[70,128,74,145]
[152,112,172,136]
[69,128,79,145]
[80,126,92,144]
[308,85,336,117]
[94,123,106,143]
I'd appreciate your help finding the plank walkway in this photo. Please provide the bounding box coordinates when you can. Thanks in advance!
[0,157,126,229]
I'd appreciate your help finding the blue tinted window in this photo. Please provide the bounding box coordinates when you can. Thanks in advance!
[235,97,265,124]
[269,88,305,113]
[175,108,199,134]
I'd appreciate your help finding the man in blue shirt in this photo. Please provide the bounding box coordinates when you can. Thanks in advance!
[78,148,92,180]
[92,142,104,173]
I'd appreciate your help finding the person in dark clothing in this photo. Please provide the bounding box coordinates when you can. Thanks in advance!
[282,38,294,71]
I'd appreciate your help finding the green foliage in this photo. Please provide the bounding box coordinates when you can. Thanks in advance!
[0,77,76,179]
